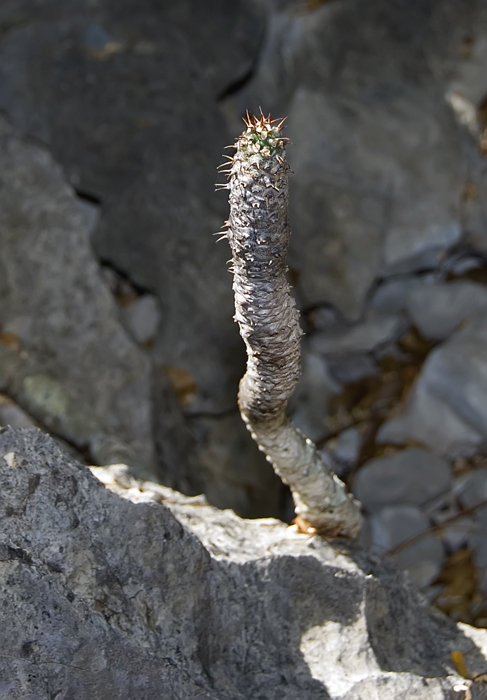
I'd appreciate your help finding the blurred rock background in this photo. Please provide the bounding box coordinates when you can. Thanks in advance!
[1,0,487,624]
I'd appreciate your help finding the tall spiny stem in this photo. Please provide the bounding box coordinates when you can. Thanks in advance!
[219,112,362,539]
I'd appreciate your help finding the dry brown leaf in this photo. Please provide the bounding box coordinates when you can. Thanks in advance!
[452,650,470,679]
[461,36,475,60]
[463,182,481,201]
[163,365,197,408]
[434,548,477,622]
[0,331,20,352]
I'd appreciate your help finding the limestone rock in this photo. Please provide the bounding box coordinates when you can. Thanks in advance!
[0,394,36,430]
[4,0,487,543]
[0,116,155,478]
[290,348,340,443]
[371,277,487,342]
[324,427,362,479]
[354,449,452,514]
[447,3,487,256]
[370,277,420,318]
[310,313,407,356]
[368,505,445,589]
[119,294,160,347]
[0,0,284,516]
[240,0,470,319]
[1,427,487,699]
[458,468,487,510]
[378,322,487,457]
[0,0,264,413]
[405,280,487,341]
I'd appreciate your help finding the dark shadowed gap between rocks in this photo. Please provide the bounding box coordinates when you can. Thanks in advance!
[217,64,256,102]
[73,188,102,206]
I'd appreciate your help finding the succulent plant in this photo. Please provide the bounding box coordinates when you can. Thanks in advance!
[218,112,362,539]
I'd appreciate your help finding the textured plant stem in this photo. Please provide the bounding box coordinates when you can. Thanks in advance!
[220,113,362,539]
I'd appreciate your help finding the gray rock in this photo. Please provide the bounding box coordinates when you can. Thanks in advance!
[369,277,420,318]
[459,468,487,509]
[287,91,386,320]
[447,4,487,255]
[0,80,279,517]
[457,463,487,592]
[378,323,487,457]
[77,197,100,239]
[2,0,485,522]
[462,152,487,255]
[150,367,281,520]
[2,426,487,699]
[194,412,283,519]
[0,0,264,413]
[304,304,345,335]
[369,505,445,588]
[323,427,362,478]
[442,518,475,552]
[368,273,487,347]
[3,0,487,542]
[354,449,452,513]
[378,377,484,459]
[310,312,407,355]
[290,348,340,443]
[371,273,487,344]
[447,3,487,109]
[0,0,288,515]
[405,280,487,341]
[469,506,487,593]
[120,294,160,346]
[241,0,469,318]
[0,116,156,477]
[426,492,474,551]
[441,252,487,277]
[327,353,379,385]
[0,394,36,430]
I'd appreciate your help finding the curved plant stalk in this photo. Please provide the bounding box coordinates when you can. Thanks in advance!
[218,112,362,539]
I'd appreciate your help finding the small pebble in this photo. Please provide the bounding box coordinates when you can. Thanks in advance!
[369,505,444,588]
[441,518,474,551]
[354,448,451,513]
[405,280,487,341]
[291,349,339,442]
[121,294,160,345]
[324,427,361,478]
[78,199,100,238]
[458,467,487,509]
[468,504,487,592]
[327,353,378,384]
[0,395,36,429]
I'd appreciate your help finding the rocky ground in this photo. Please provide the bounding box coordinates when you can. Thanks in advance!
[1,0,487,631]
